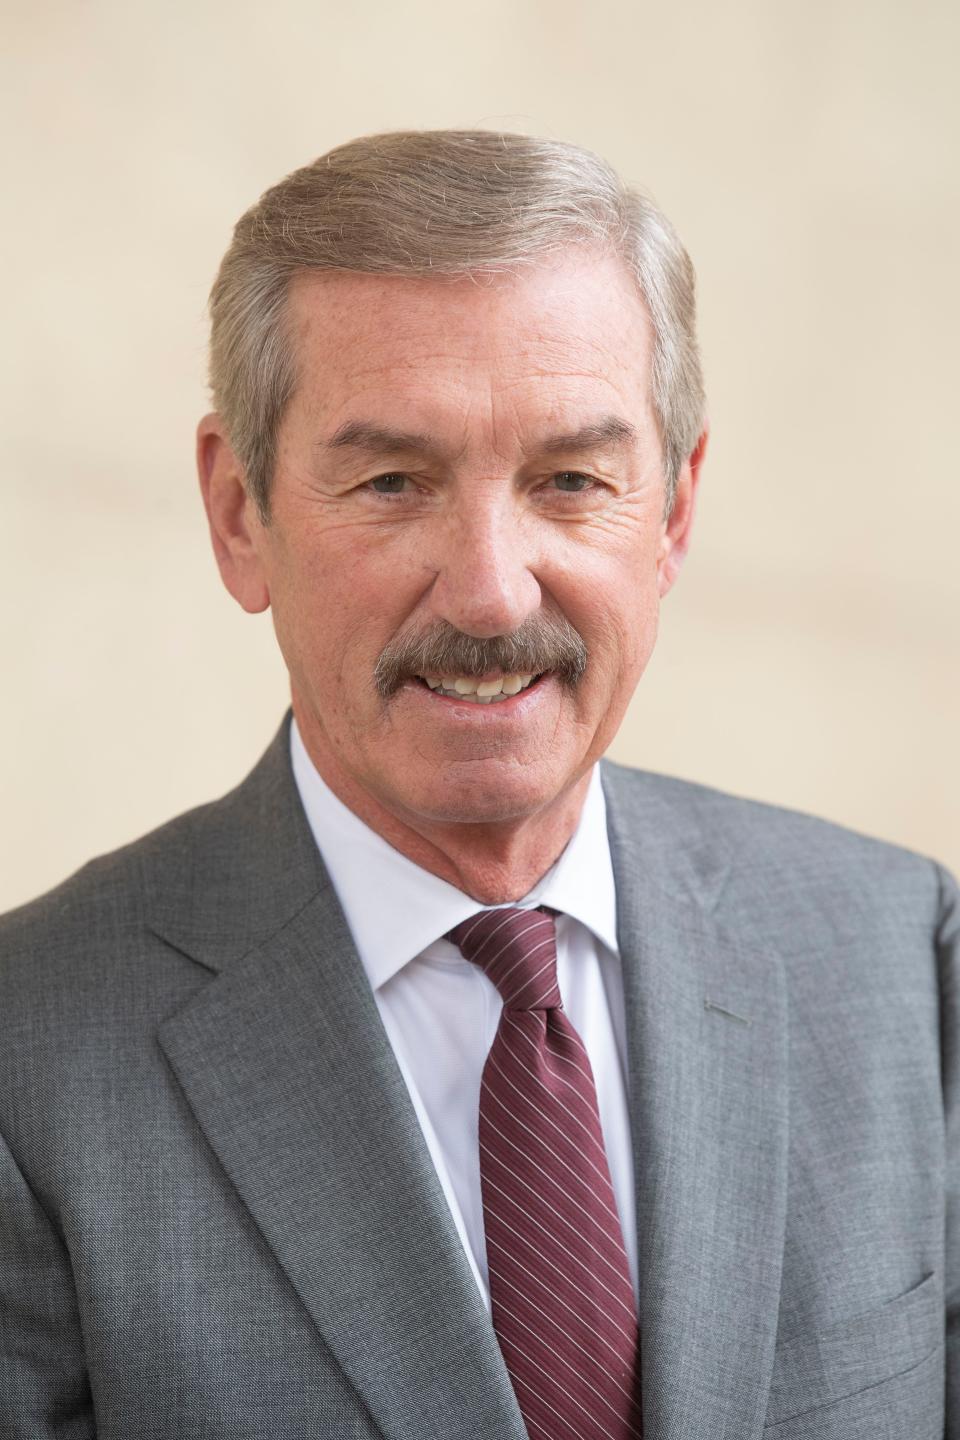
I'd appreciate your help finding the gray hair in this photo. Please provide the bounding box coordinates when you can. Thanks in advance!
[207,129,705,521]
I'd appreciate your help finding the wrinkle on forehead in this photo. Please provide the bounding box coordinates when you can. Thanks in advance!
[287,250,651,363]
[285,251,657,461]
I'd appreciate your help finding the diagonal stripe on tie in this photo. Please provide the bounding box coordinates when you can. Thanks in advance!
[447,907,643,1438]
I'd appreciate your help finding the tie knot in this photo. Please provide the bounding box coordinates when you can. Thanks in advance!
[447,907,561,1011]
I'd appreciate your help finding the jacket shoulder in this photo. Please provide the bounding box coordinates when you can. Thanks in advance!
[0,715,308,961]
[0,791,231,980]
[0,715,321,1003]
[599,759,946,936]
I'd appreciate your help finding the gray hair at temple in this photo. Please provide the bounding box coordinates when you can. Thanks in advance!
[207,129,706,521]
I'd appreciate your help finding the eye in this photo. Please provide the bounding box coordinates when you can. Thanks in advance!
[552,471,593,493]
[369,473,409,494]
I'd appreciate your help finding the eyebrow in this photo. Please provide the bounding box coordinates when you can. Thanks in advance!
[324,421,439,456]
[538,416,639,455]
[321,413,640,459]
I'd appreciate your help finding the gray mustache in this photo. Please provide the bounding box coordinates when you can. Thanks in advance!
[374,615,588,699]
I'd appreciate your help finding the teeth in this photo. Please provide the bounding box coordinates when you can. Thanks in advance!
[417,671,540,702]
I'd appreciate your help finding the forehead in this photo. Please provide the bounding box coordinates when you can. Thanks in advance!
[284,251,656,441]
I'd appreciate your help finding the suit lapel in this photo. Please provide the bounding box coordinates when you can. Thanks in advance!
[603,763,789,1440]
[148,719,787,1440]
[152,720,524,1440]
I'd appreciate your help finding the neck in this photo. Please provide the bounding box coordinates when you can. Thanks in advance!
[291,708,592,904]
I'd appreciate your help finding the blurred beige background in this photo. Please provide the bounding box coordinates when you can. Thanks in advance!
[2,0,957,910]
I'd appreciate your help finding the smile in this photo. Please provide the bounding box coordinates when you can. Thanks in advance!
[413,672,543,704]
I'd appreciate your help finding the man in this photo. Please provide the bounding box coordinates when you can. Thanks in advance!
[0,130,956,1439]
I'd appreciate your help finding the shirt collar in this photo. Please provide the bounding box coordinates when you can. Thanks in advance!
[289,717,619,992]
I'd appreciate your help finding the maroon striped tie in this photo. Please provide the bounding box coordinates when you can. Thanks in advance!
[448,907,643,1439]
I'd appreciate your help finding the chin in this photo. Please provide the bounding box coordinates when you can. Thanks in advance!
[389,763,567,828]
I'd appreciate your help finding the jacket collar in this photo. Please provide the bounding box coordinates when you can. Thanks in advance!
[152,715,526,1440]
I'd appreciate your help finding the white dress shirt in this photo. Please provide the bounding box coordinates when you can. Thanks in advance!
[290,718,638,1312]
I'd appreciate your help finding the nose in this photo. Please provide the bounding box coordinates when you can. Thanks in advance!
[426,491,542,639]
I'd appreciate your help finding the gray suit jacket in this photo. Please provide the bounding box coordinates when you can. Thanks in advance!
[1,714,957,1439]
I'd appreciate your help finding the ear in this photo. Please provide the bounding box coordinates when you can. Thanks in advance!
[196,413,271,614]
[657,426,708,598]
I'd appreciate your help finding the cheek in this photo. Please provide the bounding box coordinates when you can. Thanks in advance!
[267,535,419,689]
[555,548,660,674]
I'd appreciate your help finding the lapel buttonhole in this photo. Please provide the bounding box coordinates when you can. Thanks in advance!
[704,997,753,1026]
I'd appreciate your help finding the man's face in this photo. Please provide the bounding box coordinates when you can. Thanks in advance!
[227,250,697,829]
